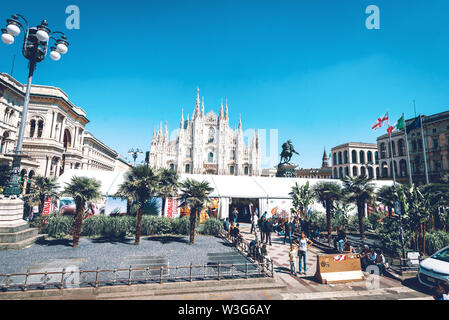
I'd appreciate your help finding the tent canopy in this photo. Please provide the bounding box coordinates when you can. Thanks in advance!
[57,170,395,199]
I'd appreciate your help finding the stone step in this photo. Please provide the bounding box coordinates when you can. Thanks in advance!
[0,224,30,233]
[0,234,46,250]
[0,228,39,243]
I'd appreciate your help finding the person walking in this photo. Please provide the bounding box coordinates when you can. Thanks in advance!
[231,207,239,224]
[265,218,273,246]
[259,216,266,244]
[296,232,313,275]
[250,212,256,234]
[289,244,298,276]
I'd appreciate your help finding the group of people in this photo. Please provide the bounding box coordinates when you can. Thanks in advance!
[289,232,314,276]
[223,218,243,247]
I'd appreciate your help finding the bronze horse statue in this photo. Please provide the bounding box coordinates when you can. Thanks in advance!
[280,140,299,164]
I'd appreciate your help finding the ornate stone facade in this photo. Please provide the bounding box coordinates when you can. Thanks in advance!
[331,142,380,179]
[0,73,131,193]
[149,89,261,176]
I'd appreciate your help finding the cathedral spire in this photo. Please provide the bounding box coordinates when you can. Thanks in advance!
[322,147,329,168]
[165,121,168,139]
[219,98,224,119]
[201,96,205,117]
[194,87,200,119]
[180,108,184,128]
[225,98,228,120]
[238,114,242,131]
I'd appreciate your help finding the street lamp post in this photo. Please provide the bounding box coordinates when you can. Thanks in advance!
[128,148,143,167]
[1,14,69,197]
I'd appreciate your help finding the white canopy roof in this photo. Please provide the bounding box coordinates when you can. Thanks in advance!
[57,170,395,199]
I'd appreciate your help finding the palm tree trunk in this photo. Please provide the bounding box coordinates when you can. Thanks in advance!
[358,202,366,240]
[161,197,166,217]
[326,200,332,245]
[189,208,197,245]
[126,199,131,215]
[72,200,85,248]
[39,195,45,216]
[135,207,143,245]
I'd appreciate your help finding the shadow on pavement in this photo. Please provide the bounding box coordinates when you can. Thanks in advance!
[401,276,433,295]
[35,238,73,247]
[145,236,189,244]
[91,237,135,245]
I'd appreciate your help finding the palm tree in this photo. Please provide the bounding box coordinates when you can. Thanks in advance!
[313,182,343,244]
[116,165,160,245]
[158,168,180,216]
[419,183,449,230]
[178,178,214,244]
[376,185,396,217]
[342,175,375,240]
[27,175,59,215]
[289,181,314,219]
[114,180,134,215]
[61,176,101,247]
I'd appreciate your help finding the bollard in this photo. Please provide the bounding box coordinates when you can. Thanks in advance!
[128,266,132,286]
[218,263,221,281]
[245,262,248,279]
[60,268,65,290]
[95,267,100,288]
[160,266,163,284]
[24,269,30,291]
[189,263,193,282]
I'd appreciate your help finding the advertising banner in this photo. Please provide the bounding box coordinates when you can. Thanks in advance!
[165,197,180,218]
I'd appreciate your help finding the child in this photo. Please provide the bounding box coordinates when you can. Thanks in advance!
[289,244,298,276]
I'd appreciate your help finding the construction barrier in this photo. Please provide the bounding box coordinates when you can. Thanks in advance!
[314,253,364,284]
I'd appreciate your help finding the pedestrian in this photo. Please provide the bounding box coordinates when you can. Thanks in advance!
[250,212,256,234]
[289,244,298,276]
[264,218,273,245]
[374,248,386,276]
[259,216,266,244]
[283,219,292,246]
[260,244,270,265]
[223,218,230,233]
[360,245,369,271]
[368,248,377,265]
[232,207,239,223]
[296,232,313,275]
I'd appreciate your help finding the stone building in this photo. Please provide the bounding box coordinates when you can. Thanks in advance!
[376,110,449,184]
[261,149,332,179]
[149,89,261,176]
[331,142,379,179]
[0,73,131,192]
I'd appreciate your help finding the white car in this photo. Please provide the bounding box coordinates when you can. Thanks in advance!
[418,246,449,289]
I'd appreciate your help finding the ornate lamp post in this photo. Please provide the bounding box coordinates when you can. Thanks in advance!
[128,148,143,166]
[1,14,69,196]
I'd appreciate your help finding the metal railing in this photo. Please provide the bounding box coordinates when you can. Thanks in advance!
[0,259,273,292]
[221,230,274,277]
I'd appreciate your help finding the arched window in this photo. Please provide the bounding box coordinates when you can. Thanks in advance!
[391,141,396,157]
[352,166,358,177]
[208,152,214,163]
[380,143,386,159]
[361,166,366,177]
[359,150,365,164]
[169,163,175,170]
[338,152,342,165]
[244,166,249,175]
[208,127,215,143]
[381,162,389,178]
[352,150,357,164]
[368,167,374,179]
[333,153,337,166]
[398,139,405,156]
[399,159,407,177]
[63,129,72,149]
[343,151,348,164]
[333,168,337,178]
[338,167,343,178]
[185,164,190,173]
[367,151,373,163]
[230,165,235,175]
[37,120,44,138]
[344,166,349,177]
[375,151,379,164]
[376,167,379,179]
[30,119,36,137]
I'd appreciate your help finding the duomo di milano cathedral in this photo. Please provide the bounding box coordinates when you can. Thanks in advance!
[149,89,261,176]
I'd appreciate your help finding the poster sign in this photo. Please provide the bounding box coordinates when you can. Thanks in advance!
[267,199,292,219]
[165,197,180,218]
[42,197,52,224]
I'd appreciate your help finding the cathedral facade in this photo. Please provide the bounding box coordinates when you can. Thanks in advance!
[149,89,261,176]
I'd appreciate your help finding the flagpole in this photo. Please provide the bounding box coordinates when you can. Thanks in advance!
[419,113,430,184]
[403,113,413,185]
[387,113,397,186]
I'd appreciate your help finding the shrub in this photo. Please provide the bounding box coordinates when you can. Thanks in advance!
[309,211,326,231]
[425,230,449,255]
[81,215,108,237]
[201,218,223,236]
[46,215,74,238]
[378,216,413,257]
[171,216,190,235]
[103,216,135,238]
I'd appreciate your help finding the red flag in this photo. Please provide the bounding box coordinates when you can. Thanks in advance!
[372,112,389,131]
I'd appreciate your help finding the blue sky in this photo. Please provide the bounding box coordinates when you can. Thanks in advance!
[1,0,448,168]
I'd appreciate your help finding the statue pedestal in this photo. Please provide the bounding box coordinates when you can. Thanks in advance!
[0,198,43,250]
[276,163,298,178]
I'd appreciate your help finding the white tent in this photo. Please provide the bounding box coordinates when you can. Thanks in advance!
[57,170,395,219]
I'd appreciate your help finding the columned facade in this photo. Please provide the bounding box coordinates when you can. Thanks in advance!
[331,142,379,180]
